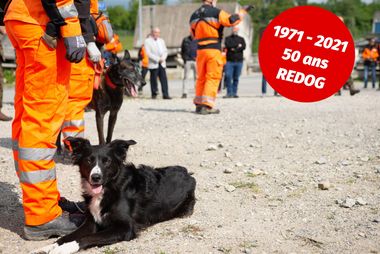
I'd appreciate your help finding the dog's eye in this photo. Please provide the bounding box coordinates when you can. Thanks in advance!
[87,156,95,164]
[102,157,111,166]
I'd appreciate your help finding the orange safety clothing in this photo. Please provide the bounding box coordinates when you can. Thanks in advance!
[362,47,379,61]
[140,45,149,68]
[5,0,82,38]
[62,58,94,140]
[90,0,98,14]
[62,0,97,140]
[190,4,242,108]
[5,0,81,226]
[104,34,122,54]
[6,20,71,226]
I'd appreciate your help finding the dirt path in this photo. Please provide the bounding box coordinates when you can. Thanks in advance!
[0,83,379,254]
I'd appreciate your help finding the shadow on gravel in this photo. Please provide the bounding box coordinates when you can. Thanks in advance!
[0,182,24,237]
[140,107,191,113]
[0,137,12,150]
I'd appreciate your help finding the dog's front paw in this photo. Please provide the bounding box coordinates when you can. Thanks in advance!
[49,241,80,254]
[30,243,58,254]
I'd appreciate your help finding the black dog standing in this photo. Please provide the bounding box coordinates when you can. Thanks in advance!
[35,137,196,253]
[90,50,145,145]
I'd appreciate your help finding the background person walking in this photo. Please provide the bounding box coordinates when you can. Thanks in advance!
[362,38,378,89]
[224,26,245,98]
[181,34,197,99]
[190,0,251,114]
[144,27,171,99]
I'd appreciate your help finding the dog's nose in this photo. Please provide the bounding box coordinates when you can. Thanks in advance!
[91,173,102,183]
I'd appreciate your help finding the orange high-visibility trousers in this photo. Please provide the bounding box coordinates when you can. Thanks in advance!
[61,59,95,139]
[6,20,70,226]
[194,49,224,108]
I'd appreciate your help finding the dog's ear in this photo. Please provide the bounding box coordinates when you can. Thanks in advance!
[123,50,131,61]
[109,139,137,162]
[64,137,91,164]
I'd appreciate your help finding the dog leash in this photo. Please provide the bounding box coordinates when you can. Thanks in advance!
[93,59,105,90]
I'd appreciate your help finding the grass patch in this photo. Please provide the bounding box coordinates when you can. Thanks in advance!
[246,172,258,178]
[230,181,260,193]
[239,240,258,249]
[286,187,307,198]
[103,247,122,254]
[115,30,135,50]
[3,68,15,86]
[217,247,232,254]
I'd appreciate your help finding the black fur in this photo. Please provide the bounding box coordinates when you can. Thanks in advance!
[90,51,145,145]
[56,50,145,153]
[57,137,196,250]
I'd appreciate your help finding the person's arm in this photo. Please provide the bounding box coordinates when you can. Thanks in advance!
[161,39,168,61]
[224,37,234,49]
[362,48,369,60]
[218,9,242,28]
[41,0,86,62]
[235,37,246,53]
[181,38,188,60]
[75,0,94,43]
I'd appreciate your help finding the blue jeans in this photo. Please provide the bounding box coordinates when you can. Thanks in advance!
[261,75,278,95]
[364,62,376,88]
[225,61,243,96]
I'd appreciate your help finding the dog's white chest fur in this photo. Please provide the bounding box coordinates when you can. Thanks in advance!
[89,194,104,224]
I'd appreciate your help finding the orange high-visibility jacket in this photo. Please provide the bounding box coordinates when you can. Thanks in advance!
[189,4,242,50]
[104,34,122,54]
[362,47,379,61]
[5,0,82,38]
[140,45,149,68]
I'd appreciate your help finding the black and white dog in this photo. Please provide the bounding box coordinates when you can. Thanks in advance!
[35,137,196,254]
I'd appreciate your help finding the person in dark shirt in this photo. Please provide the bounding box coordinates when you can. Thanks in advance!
[224,26,246,98]
[181,34,197,98]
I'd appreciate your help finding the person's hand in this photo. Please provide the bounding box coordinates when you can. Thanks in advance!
[64,35,86,63]
[87,42,101,62]
[42,22,58,49]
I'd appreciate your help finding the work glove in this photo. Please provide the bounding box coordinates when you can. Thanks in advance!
[87,42,101,63]
[42,22,59,49]
[243,5,255,12]
[64,35,86,63]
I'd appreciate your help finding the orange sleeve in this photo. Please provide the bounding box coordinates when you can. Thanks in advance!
[41,0,82,37]
[218,10,241,27]
[90,0,99,14]
[374,49,379,60]
[362,49,369,59]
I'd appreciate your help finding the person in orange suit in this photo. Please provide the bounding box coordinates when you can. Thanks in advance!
[5,0,86,240]
[362,38,378,89]
[61,0,103,144]
[138,43,149,94]
[190,0,252,114]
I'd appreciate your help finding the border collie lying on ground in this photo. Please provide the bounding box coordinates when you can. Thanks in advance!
[35,137,196,254]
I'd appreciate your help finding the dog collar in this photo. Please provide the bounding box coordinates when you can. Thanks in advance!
[105,73,118,90]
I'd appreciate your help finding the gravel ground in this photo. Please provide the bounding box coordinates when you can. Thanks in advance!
[0,76,379,254]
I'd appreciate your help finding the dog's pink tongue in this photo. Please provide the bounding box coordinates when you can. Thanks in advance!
[131,86,138,97]
[92,185,103,194]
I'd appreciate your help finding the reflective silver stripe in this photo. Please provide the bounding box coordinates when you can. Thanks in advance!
[194,96,216,103]
[12,140,18,151]
[62,131,84,139]
[19,147,56,161]
[58,3,78,19]
[190,17,219,25]
[19,168,56,184]
[62,119,85,129]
